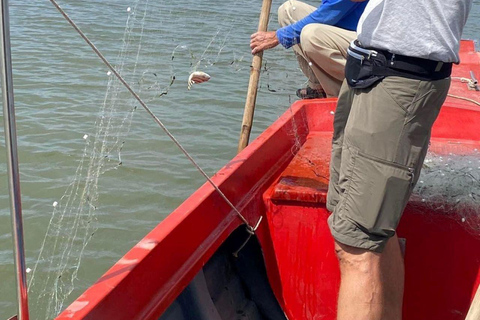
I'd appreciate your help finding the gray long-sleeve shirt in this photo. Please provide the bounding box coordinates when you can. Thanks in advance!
[357,0,473,63]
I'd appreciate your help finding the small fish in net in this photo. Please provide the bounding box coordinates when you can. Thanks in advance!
[188,71,211,90]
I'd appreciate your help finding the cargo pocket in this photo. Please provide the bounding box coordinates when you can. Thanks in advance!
[343,150,415,238]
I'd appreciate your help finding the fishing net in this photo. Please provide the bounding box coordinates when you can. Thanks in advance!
[27,2,146,316]
[20,0,303,318]
[412,149,480,234]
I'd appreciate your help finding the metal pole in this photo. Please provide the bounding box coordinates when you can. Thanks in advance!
[0,0,30,319]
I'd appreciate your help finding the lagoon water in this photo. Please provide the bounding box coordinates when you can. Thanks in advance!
[0,0,479,318]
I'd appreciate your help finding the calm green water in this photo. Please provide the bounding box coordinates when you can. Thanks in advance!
[0,0,479,318]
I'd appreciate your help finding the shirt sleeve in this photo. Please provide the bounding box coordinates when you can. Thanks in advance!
[276,0,359,49]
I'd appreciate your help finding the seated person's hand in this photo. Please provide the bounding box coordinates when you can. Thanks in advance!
[250,31,279,54]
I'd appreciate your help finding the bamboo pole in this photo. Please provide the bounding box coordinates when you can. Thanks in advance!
[465,286,480,320]
[237,0,273,153]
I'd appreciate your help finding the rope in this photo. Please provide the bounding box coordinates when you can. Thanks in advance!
[447,94,480,106]
[452,76,478,90]
[448,76,480,106]
[232,216,263,258]
[48,0,258,232]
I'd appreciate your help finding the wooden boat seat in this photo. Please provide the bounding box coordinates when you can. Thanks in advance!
[270,132,332,205]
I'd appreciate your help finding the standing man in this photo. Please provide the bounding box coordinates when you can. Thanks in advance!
[250,0,368,98]
[326,0,473,319]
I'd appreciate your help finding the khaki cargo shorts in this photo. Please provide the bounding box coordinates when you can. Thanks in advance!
[327,76,451,252]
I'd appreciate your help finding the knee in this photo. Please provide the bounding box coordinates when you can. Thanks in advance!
[334,241,379,273]
[299,24,316,52]
[300,24,330,55]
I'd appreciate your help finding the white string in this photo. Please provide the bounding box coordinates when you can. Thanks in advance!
[29,1,150,316]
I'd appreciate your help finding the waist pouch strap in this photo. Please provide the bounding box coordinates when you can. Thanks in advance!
[345,40,453,89]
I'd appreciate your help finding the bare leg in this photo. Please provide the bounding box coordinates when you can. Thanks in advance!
[335,235,404,320]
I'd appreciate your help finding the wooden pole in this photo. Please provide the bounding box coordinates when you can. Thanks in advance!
[237,0,273,153]
[466,286,480,320]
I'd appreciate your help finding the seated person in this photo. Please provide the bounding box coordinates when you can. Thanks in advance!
[250,0,368,98]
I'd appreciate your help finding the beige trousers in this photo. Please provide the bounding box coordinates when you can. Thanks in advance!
[278,0,356,97]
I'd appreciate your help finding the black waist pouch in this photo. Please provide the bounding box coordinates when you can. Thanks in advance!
[345,40,452,89]
[345,44,385,89]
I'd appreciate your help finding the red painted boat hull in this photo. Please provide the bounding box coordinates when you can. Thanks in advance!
[57,40,480,320]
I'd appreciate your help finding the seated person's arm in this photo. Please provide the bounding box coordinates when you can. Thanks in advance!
[277,0,360,49]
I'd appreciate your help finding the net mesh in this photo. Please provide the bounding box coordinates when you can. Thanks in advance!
[28,1,145,316]
[412,149,480,234]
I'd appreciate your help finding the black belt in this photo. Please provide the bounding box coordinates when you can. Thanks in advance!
[347,40,452,83]
[374,50,452,81]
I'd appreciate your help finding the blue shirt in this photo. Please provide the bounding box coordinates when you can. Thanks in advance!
[276,0,368,49]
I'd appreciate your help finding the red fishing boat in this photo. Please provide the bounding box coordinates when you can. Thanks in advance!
[55,40,480,320]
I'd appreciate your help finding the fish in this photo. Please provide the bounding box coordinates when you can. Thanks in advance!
[188,71,211,90]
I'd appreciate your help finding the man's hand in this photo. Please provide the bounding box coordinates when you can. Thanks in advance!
[250,31,280,55]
